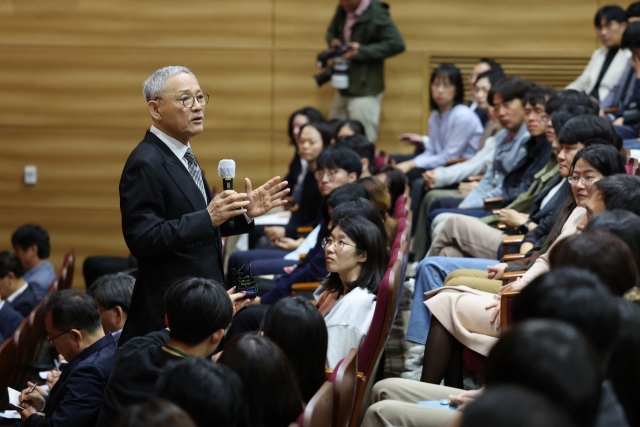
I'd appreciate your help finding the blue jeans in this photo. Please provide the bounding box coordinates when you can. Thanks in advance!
[623,138,640,149]
[406,256,497,345]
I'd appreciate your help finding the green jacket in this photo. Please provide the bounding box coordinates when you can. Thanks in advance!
[326,0,405,97]
[479,153,559,227]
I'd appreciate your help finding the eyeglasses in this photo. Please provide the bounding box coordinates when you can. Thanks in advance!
[568,175,599,185]
[315,169,341,180]
[431,82,453,89]
[48,329,73,345]
[155,93,210,108]
[322,237,359,252]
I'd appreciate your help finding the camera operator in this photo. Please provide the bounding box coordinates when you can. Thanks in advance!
[325,0,405,143]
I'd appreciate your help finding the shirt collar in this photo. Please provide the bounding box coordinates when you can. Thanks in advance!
[150,125,191,161]
[350,0,371,17]
[7,282,28,303]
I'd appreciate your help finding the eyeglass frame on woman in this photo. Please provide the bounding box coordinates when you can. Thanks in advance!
[322,237,359,252]
[48,329,74,345]
[568,175,599,186]
[153,93,210,108]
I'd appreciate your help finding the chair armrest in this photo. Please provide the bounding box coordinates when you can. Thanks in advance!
[325,368,365,380]
[291,282,321,296]
[483,197,503,211]
[492,209,501,215]
[498,223,507,230]
[297,226,314,235]
[503,253,525,261]
[446,157,468,166]
[502,234,525,246]
[603,107,620,114]
[466,174,484,182]
[502,271,526,285]
[500,290,520,330]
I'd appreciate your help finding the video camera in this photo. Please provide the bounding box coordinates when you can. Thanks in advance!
[230,262,259,300]
[314,44,351,89]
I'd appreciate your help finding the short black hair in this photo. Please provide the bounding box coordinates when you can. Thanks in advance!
[0,251,25,279]
[513,267,620,356]
[557,115,621,149]
[475,70,505,87]
[461,386,577,427]
[550,105,598,135]
[114,399,196,427]
[627,1,640,19]
[316,146,362,178]
[569,143,626,177]
[43,289,102,334]
[287,107,323,145]
[488,77,529,106]
[486,319,603,427]
[523,85,557,108]
[298,122,333,148]
[544,89,600,116]
[157,358,245,427]
[375,166,406,216]
[89,274,135,314]
[336,119,366,137]
[622,21,640,48]
[429,63,464,111]
[595,5,627,27]
[335,134,375,173]
[478,57,504,75]
[261,297,328,403]
[594,174,640,216]
[11,224,51,259]
[322,182,369,224]
[330,198,387,247]
[164,277,233,346]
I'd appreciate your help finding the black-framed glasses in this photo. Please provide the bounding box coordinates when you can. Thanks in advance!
[322,237,359,251]
[48,329,73,345]
[155,93,210,108]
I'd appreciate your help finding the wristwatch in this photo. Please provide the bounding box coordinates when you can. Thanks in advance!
[518,219,531,234]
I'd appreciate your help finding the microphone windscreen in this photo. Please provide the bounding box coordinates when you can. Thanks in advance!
[218,159,236,178]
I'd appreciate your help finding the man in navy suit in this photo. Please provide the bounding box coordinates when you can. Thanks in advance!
[119,66,289,345]
[0,251,40,317]
[0,299,22,344]
[19,290,117,426]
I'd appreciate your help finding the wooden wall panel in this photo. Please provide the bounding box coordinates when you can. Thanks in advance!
[0,0,609,288]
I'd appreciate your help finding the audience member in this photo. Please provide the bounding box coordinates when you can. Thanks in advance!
[610,21,640,144]
[334,119,366,140]
[284,107,324,199]
[566,5,629,101]
[374,165,407,216]
[89,273,135,342]
[0,251,39,317]
[218,334,303,427]
[358,176,398,246]
[11,224,56,300]
[335,134,375,177]
[157,358,246,427]
[95,277,245,427]
[0,292,22,344]
[261,296,328,403]
[315,216,389,367]
[113,399,196,427]
[19,290,117,426]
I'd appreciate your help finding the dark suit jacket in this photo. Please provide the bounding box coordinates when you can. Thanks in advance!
[9,283,39,317]
[24,334,117,427]
[0,302,23,344]
[119,131,253,344]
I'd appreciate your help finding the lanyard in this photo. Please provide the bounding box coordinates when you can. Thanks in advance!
[163,345,188,358]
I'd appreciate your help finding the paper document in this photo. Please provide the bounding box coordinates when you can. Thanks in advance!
[7,387,24,410]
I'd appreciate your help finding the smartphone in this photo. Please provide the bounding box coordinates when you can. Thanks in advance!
[416,399,460,411]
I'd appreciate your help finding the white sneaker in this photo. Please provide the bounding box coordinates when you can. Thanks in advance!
[408,345,425,356]
[404,357,422,371]
[400,366,422,381]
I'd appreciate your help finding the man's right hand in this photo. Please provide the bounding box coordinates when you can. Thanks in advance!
[227,288,251,315]
[398,133,424,146]
[207,190,250,228]
[330,38,341,49]
[487,262,508,280]
[423,170,436,189]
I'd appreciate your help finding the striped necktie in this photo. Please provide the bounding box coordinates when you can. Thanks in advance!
[183,148,207,202]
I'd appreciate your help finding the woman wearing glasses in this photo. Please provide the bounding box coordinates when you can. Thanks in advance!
[315,216,389,368]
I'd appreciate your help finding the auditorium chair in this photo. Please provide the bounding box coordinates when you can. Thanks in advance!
[500,290,520,330]
[327,348,358,427]
[299,381,334,427]
[0,336,18,408]
[58,250,75,291]
[483,196,504,212]
[12,299,49,389]
[502,234,526,259]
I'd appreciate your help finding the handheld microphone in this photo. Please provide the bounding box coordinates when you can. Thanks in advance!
[218,159,236,228]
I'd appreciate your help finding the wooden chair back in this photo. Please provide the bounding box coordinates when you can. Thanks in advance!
[0,337,18,408]
[332,348,358,427]
[11,316,30,389]
[58,250,75,291]
[500,290,521,331]
[303,381,334,427]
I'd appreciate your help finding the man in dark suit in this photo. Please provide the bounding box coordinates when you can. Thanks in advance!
[0,299,22,344]
[0,251,40,317]
[119,66,288,345]
[19,290,117,426]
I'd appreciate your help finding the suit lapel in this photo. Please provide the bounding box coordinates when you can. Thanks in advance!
[144,132,207,212]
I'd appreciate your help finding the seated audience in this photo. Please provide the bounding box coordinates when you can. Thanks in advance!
[566,5,629,101]
[11,224,56,300]
[113,399,196,427]
[0,251,39,316]
[19,290,117,426]
[284,106,324,199]
[358,176,398,246]
[334,119,366,140]
[335,134,375,177]
[260,296,328,403]
[610,22,640,144]
[218,334,303,427]
[315,216,389,367]
[374,166,407,217]
[89,273,135,342]
[0,293,22,344]
[157,358,246,427]
[96,278,246,427]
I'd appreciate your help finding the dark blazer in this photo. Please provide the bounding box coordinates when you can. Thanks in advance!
[0,302,23,344]
[119,131,253,344]
[9,283,40,317]
[24,334,117,427]
[285,170,322,238]
[501,135,553,206]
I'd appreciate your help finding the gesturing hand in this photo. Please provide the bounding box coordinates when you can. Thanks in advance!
[207,190,250,228]
[245,176,290,219]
